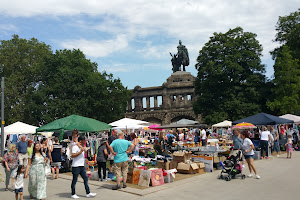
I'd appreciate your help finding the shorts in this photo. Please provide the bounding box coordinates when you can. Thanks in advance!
[51,162,61,167]
[244,155,254,159]
[15,187,23,194]
[110,160,114,165]
[114,161,128,178]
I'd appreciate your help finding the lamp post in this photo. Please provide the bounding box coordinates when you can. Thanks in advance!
[1,77,4,157]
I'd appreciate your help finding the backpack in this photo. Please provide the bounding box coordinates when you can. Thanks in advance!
[167,136,173,146]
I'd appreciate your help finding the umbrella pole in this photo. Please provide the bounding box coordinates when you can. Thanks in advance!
[59,129,64,142]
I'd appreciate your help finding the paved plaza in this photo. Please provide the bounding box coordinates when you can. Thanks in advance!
[0,152,298,200]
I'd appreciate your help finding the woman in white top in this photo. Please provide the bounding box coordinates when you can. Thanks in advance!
[260,126,271,159]
[241,131,260,179]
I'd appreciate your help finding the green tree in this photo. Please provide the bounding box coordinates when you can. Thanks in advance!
[34,49,130,124]
[267,45,300,114]
[194,27,267,124]
[0,35,52,125]
[272,8,300,60]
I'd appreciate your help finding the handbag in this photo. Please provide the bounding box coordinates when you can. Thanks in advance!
[42,152,51,176]
[45,162,51,176]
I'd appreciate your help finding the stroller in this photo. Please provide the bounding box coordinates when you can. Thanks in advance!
[218,151,245,181]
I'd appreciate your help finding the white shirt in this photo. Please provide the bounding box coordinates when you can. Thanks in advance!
[179,133,184,140]
[260,131,270,141]
[14,174,24,189]
[72,145,85,167]
[201,129,206,139]
[242,138,254,155]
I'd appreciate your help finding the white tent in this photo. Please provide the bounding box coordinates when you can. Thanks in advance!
[173,118,198,125]
[280,114,300,124]
[212,120,232,128]
[0,121,38,144]
[109,118,150,130]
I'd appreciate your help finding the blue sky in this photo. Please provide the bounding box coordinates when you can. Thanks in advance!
[0,0,299,89]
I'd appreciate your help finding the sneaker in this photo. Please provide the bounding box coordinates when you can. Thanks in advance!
[276,155,280,158]
[265,157,270,159]
[260,157,264,159]
[242,165,245,168]
[112,185,121,190]
[256,175,261,179]
[71,194,80,199]
[86,193,96,198]
[123,183,127,188]
[103,178,108,182]
[247,174,253,178]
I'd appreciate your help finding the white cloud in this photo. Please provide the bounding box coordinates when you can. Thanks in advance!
[60,35,128,58]
[0,24,17,31]
[1,0,299,74]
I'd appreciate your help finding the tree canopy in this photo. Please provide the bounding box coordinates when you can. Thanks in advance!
[272,8,300,61]
[267,46,300,114]
[0,35,130,126]
[194,27,267,124]
[0,35,52,125]
[268,9,300,115]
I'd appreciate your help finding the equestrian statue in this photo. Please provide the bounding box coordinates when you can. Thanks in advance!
[170,40,189,73]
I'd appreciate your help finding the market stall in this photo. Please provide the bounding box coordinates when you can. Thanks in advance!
[0,121,38,147]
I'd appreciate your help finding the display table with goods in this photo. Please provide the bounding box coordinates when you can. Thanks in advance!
[86,145,235,189]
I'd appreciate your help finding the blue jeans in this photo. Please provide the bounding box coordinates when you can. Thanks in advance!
[271,142,280,153]
[202,139,206,146]
[260,140,269,157]
[71,167,90,195]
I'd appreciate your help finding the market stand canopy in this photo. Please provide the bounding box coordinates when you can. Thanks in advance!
[173,119,198,125]
[212,120,232,128]
[233,113,294,125]
[37,115,112,137]
[1,121,38,134]
[280,114,300,124]
[109,118,150,129]
[0,121,38,144]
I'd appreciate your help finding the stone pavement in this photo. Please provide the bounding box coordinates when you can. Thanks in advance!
[0,151,299,200]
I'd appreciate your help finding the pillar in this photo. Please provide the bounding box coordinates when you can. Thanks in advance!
[128,99,132,111]
[146,96,150,109]
[154,96,158,108]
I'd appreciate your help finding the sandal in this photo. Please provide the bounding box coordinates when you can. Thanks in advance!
[5,188,8,191]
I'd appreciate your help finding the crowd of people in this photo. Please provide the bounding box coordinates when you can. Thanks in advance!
[1,124,299,199]
[2,134,76,199]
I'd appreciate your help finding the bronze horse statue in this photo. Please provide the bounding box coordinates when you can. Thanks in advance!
[170,40,189,73]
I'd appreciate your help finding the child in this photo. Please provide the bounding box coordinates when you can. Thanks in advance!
[285,135,293,159]
[14,165,25,200]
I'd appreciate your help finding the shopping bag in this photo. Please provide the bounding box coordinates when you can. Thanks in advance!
[45,163,51,176]
[138,170,151,187]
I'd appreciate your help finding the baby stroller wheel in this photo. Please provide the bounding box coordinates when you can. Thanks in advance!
[225,175,231,181]
[242,174,246,179]
[218,174,223,179]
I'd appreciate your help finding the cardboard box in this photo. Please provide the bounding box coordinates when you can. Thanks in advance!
[177,162,199,174]
[191,155,213,172]
[213,155,226,163]
[169,161,178,169]
[157,160,170,170]
[194,161,205,174]
[197,168,205,174]
[173,151,192,163]
[194,161,205,168]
